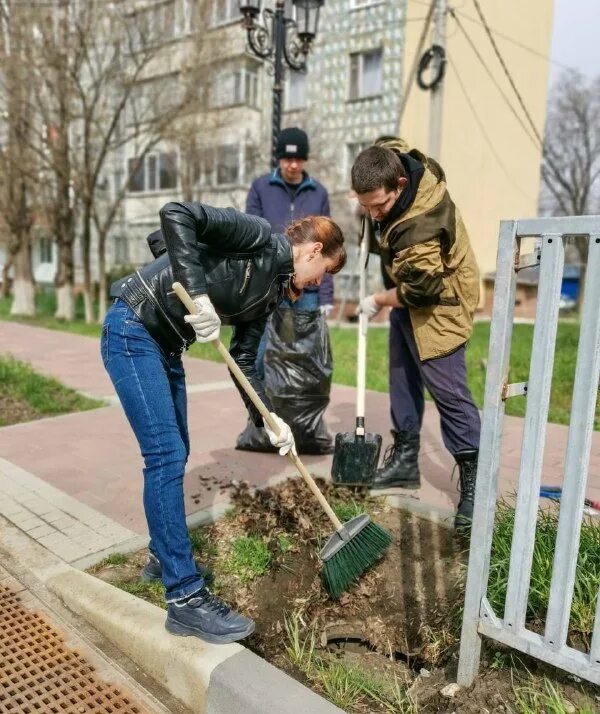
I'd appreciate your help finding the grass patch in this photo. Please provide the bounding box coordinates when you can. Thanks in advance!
[3,293,594,429]
[331,498,369,522]
[487,502,600,640]
[284,612,417,713]
[221,535,272,583]
[513,675,596,714]
[112,579,166,609]
[0,354,103,426]
[188,528,218,558]
[91,553,128,570]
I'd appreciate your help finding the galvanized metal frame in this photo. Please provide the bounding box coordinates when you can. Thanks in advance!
[457,216,600,687]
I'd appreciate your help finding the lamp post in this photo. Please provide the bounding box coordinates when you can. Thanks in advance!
[239,0,323,167]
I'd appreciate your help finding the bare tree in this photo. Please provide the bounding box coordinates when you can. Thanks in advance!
[0,0,39,316]
[541,71,600,279]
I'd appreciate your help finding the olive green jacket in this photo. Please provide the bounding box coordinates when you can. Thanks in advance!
[374,138,480,361]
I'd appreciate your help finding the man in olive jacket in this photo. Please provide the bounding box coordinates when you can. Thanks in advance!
[352,137,480,531]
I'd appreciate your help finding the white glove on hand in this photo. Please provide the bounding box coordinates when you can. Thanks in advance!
[320,304,334,318]
[264,412,296,456]
[183,295,221,343]
[357,294,382,320]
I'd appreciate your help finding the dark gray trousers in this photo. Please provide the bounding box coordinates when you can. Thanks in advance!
[389,307,481,455]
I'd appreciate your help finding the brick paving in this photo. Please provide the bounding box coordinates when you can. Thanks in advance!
[0,319,599,566]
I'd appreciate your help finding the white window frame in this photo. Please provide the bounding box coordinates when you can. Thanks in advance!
[211,0,239,27]
[349,48,383,101]
[346,140,371,179]
[349,0,385,9]
[127,152,179,194]
[285,70,307,111]
[211,66,258,108]
[38,237,53,265]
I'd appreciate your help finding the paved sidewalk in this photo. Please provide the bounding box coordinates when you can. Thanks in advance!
[1,320,599,568]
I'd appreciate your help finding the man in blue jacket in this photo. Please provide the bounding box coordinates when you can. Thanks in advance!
[246,126,334,376]
[237,127,335,454]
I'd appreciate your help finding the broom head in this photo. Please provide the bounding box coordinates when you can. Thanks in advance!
[320,514,393,599]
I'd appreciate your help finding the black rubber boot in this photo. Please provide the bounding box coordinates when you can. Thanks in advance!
[141,553,214,586]
[454,449,478,532]
[371,430,421,489]
[166,588,255,644]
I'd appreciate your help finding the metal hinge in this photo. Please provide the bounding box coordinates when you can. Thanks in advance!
[501,382,528,400]
[515,246,541,272]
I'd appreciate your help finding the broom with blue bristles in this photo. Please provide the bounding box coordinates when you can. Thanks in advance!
[173,282,392,598]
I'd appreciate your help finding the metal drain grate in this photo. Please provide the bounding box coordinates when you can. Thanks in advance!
[0,584,149,713]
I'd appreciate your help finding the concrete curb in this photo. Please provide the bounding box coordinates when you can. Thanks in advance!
[0,517,343,714]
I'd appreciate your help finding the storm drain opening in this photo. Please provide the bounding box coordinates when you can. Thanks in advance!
[0,584,149,713]
[323,623,427,672]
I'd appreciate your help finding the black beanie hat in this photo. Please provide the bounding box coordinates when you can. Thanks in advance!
[276,127,309,160]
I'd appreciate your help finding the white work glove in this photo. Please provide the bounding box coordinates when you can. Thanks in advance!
[320,304,334,318]
[264,412,296,456]
[183,294,221,343]
[356,294,382,321]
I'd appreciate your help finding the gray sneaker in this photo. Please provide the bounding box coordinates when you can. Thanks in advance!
[166,588,255,644]
[141,553,214,585]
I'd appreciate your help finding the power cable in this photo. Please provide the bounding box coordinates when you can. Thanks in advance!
[452,7,574,72]
[448,7,541,150]
[470,0,544,146]
[397,0,435,127]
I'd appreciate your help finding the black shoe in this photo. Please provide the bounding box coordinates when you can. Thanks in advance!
[166,588,255,644]
[141,553,214,586]
[453,449,478,532]
[371,430,421,489]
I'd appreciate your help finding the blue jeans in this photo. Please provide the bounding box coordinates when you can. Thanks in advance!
[254,290,320,380]
[101,299,203,602]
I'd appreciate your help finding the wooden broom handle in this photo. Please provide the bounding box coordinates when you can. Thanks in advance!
[172,282,344,532]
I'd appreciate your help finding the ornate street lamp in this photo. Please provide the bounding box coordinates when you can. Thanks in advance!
[239,0,323,166]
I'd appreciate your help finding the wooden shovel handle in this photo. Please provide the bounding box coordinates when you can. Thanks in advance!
[172,282,344,531]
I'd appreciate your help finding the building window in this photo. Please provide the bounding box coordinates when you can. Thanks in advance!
[285,70,307,111]
[38,237,53,264]
[211,67,258,108]
[212,0,238,26]
[347,140,370,178]
[349,0,382,8]
[127,152,178,192]
[349,48,383,100]
[216,145,239,185]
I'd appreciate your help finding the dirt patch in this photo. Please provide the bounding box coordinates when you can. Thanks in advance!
[0,393,39,426]
[91,478,600,713]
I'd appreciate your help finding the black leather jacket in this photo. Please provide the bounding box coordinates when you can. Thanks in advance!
[111,202,295,424]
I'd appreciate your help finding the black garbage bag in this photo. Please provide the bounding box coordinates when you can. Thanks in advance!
[235,306,334,455]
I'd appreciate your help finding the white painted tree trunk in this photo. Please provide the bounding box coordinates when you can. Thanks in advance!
[55,283,75,321]
[10,278,35,316]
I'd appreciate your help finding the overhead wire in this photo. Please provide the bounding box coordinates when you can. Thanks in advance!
[448,7,541,150]
[398,0,436,128]
[470,0,544,146]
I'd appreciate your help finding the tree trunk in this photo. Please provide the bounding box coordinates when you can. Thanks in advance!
[81,206,94,324]
[10,239,35,316]
[54,236,75,320]
[1,256,13,299]
[97,229,107,324]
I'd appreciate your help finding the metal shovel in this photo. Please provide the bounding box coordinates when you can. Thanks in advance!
[331,217,382,487]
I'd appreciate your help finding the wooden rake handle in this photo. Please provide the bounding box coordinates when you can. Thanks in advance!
[172,282,344,532]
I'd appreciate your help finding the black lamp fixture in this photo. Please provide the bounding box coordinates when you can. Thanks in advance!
[239,0,324,165]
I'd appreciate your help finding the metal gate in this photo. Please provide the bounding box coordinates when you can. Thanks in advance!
[457,216,600,686]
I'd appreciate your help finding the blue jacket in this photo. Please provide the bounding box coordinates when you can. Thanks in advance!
[246,169,334,305]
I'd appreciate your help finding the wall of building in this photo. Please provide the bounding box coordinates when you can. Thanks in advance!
[401,0,554,278]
